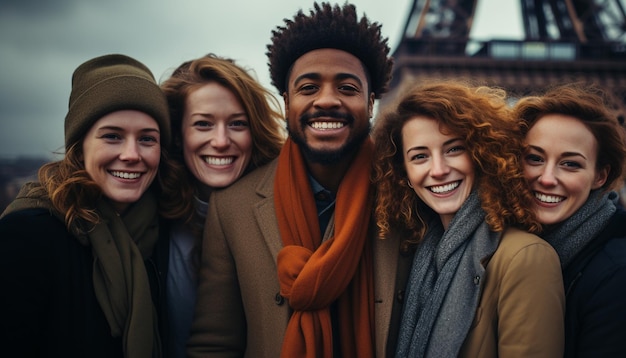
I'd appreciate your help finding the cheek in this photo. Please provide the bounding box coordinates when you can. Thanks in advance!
[522,164,538,180]
[404,165,421,184]
[238,133,254,157]
[181,131,205,159]
[568,177,591,194]
[144,147,162,169]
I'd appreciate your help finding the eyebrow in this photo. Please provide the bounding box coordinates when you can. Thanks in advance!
[292,72,364,87]
[528,145,587,160]
[405,137,463,154]
[96,126,160,134]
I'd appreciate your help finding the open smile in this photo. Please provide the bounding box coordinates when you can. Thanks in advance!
[203,156,235,166]
[309,121,346,130]
[428,180,460,194]
[109,171,142,179]
[534,191,565,203]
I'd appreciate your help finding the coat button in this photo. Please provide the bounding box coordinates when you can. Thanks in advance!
[473,276,480,285]
[396,289,405,303]
[274,292,285,306]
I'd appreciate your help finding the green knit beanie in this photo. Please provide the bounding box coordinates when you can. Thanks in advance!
[65,54,171,150]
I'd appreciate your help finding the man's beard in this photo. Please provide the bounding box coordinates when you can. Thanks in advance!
[287,110,370,165]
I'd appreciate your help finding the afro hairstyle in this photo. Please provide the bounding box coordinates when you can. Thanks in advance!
[266,2,393,99]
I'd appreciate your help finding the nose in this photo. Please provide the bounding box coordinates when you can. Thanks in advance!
[211,124,231,150]
[313,85,341,109]
[430,155,450,178]
[119,140,141,162]
[537,166,558,187]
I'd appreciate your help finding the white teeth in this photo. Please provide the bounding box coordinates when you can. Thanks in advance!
[430,181,459,194]
[111,171,141,179]
[535,192,564,203]
[204,156,234,165]
[310,122,344,130]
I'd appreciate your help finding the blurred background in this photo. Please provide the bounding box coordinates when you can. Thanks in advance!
[1,0,624,211]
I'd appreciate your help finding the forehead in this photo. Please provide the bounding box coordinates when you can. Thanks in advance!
[528,114,595,142]
[288,48,368,85]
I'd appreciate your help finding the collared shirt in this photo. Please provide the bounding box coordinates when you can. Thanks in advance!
[308,175,336,237]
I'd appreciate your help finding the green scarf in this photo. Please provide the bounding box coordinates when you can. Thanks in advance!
[2,182,161,358]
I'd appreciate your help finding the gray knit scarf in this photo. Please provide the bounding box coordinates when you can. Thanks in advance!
[542,190,617,267]
[395,191,500,357]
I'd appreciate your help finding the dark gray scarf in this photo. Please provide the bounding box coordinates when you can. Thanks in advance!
[395,191,500,357]
[542,190,617,267]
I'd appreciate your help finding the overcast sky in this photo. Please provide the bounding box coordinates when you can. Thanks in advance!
[0,0,522,160]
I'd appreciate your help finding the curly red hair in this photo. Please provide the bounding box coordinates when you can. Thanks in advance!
[372,81,540,245]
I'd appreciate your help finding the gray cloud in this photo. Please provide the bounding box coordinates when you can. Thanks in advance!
[0,0,519,159]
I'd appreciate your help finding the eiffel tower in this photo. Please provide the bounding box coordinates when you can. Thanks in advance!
[383,0,626,122]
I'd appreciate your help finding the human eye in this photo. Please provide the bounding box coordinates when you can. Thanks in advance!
[561,160,582,170]
[229,118,249,129]
[524,153,543,165]
[338,83,359,94]
[139,134,159,145]
[297,83,319,94]
[100,133,121,141]
[193,120,214,130]
[447,145,466,154]
[408,152,427,162]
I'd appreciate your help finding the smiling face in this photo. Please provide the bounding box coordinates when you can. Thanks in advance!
[181,82,253,192]
[523,114,608,225]
[82,110,161,213]
[402,115,475,229]
[284,48,374,165]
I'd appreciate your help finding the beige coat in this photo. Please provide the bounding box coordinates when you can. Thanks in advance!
[459,228,565,357]
[187,160,403,357]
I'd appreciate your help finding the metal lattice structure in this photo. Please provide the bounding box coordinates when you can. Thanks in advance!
[383,0,626,121]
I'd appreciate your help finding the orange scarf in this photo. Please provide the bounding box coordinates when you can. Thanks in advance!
[274,138,375,358]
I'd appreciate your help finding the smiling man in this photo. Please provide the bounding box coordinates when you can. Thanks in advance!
[187,2,393,357]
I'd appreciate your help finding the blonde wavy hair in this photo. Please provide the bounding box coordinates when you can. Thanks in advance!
[372,81,540,246]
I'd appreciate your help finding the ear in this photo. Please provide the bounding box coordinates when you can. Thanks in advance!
[592,165,610,189]
[368,93,375,118]
[283,92,289,115]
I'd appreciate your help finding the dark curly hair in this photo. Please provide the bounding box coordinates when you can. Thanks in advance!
[267,2,393,98]
[372,81,541,246]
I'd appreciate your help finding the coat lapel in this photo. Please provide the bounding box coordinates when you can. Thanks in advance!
[253,160,283,264]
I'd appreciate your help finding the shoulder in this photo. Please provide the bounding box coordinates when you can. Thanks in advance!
[213,159,278,201]
[0,208,66,237]
[498,227,555,254]
[489,227,560,271]
[568,209,626,276]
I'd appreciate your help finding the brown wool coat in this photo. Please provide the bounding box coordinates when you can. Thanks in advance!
[187,160,401,358]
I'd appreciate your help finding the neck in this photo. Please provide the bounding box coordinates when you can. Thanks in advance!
[195,182,213,202]
[305,153,356,192]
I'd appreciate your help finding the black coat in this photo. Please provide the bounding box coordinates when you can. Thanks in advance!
[562,207,626,358]
[0,208,169,358]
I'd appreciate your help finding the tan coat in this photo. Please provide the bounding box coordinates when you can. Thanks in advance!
[187,160,401,357]
[459,228,565,358]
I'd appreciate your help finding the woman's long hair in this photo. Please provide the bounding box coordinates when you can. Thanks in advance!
[37,140,187,237]
[373,81,540,246]
[161,53,286,224]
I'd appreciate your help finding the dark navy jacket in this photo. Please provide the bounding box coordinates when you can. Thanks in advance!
[562,207,626,358]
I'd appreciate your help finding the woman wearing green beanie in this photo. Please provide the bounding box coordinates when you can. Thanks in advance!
[0,54,186,357]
